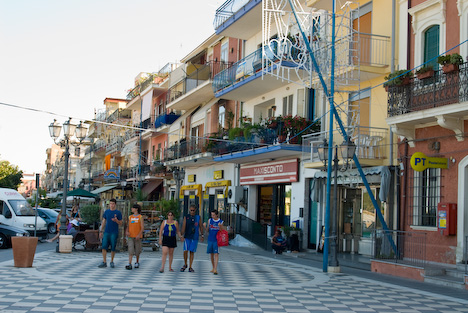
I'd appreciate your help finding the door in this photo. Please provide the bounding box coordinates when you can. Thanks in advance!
[352,6,372,65]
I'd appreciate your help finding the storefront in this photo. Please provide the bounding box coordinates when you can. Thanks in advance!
[203,179,231,224]
[179,184,202,217]
[310,166,394,255]
[240,159,299,236]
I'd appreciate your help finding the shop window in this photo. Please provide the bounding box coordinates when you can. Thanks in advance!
[410,168,441,227]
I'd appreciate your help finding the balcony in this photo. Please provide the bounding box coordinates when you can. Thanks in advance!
[212,48,292,101]
[153,112,181,129]
[164,139,213,167]
[386,64,468,146]
[302,127,388,169]
[107,109,131,124]
[106,138,123,154]
[214,0,262,39]
[167,61,231,111]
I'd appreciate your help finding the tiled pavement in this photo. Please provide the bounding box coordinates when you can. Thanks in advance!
[0,243,467,313]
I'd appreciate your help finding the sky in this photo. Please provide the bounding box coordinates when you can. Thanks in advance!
[0,0,223,174]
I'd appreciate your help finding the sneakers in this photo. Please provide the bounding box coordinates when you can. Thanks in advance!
[110,262,115,268]
[98,262,107,268]
[134,263,139,268]
[125,264,132,270]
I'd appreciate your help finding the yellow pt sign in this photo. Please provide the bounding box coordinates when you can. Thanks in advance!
[410,152,448,172]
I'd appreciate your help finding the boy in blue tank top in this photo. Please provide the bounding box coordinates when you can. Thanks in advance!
[204,210,224,275]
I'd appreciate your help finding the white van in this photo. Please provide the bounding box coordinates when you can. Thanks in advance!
[0,188,48,239]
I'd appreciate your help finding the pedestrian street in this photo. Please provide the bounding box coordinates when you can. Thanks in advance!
[0,244,467,313]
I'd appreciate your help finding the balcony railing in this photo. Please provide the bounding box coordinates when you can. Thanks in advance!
[356,33,391,67]
[106,138,123,154]
[373,230,427,268]
[153,113,180,129]
[164,139,206,161]
[387,64,468,117]
[302,126,388,163]
[213,0,250,30]
[168,61,232,104]
[213,48,261,93]
[107,109,131,124]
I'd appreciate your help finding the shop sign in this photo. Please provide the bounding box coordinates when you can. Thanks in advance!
[188,174,196,183]
[240,159,298,185]
[410,152,448,172]
[214,170,224,180]
[104,168,120,180]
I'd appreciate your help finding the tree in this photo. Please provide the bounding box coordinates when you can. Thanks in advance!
[0,160,23,190]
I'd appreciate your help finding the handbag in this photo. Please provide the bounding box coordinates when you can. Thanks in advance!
[216,229,229,247]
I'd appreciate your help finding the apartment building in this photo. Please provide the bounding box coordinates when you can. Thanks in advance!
[386,0,468,267]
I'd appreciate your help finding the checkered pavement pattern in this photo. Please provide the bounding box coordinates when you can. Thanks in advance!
[0,244,467,313]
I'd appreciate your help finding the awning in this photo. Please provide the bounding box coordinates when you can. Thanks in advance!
[142,180,162,196]
[314,166,385,180]
[313,166,391,200]
[92,184,118,194]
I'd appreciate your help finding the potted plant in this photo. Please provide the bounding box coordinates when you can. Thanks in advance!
[415,65,434,80]
[437,53,463,73]
[383,69,413,91]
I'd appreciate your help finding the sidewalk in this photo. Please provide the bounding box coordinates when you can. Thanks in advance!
[0,243,466,313]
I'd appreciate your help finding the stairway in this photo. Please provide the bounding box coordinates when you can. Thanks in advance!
[423,264,467,290]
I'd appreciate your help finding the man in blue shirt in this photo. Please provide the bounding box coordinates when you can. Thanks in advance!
[98,199,122,268]
[180,205,204,272]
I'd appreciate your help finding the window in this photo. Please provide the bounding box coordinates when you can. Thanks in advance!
[424,25,439,68]
[221,42,228,63]
[410,168,441,227]
[282,94,293,116]
[218,105,225,128]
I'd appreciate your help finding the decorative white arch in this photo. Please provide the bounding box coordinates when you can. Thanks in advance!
[408,0,447,67]
[456,155,468,263]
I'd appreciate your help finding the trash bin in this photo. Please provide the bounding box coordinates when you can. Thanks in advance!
[59,235,73,253]
[12,237,38,267]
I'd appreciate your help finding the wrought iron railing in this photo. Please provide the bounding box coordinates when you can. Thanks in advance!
[372,229,427,268]
[238,214,269,250]
[387,64,468,117]
[107,109,131,124]
[213,0,251,30]
[164,139,207,161]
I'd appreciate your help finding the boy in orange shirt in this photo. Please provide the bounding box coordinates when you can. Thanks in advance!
[125,203,144,270]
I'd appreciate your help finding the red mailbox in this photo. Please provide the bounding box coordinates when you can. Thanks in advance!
[437,203,457,236]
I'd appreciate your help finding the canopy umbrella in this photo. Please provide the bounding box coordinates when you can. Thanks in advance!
[66,188,99,198]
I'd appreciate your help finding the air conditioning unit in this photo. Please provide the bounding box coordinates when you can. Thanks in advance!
[227,186,244,204]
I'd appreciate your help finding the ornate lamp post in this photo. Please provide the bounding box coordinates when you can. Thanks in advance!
[49,118,88,237]
[317,137,356,271]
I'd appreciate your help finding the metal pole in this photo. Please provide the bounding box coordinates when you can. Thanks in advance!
[329,146,339,267]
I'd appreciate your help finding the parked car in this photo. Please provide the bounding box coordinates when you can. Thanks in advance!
[0,223,30,249]
[35,208,59,234]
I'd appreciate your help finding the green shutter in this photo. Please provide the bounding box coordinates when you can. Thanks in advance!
[424,25,440,68]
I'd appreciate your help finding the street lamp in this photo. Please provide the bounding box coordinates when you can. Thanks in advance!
[120,180,127,200]
[318,137,356,270]
[173,167,185,216]
[49,118,88,237]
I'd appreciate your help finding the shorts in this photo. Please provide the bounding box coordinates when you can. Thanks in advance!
[207,240,219,254]
[183,238,198,252]
[127,237,142,256]
[102,232,118,251]
[162,235,177,248]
